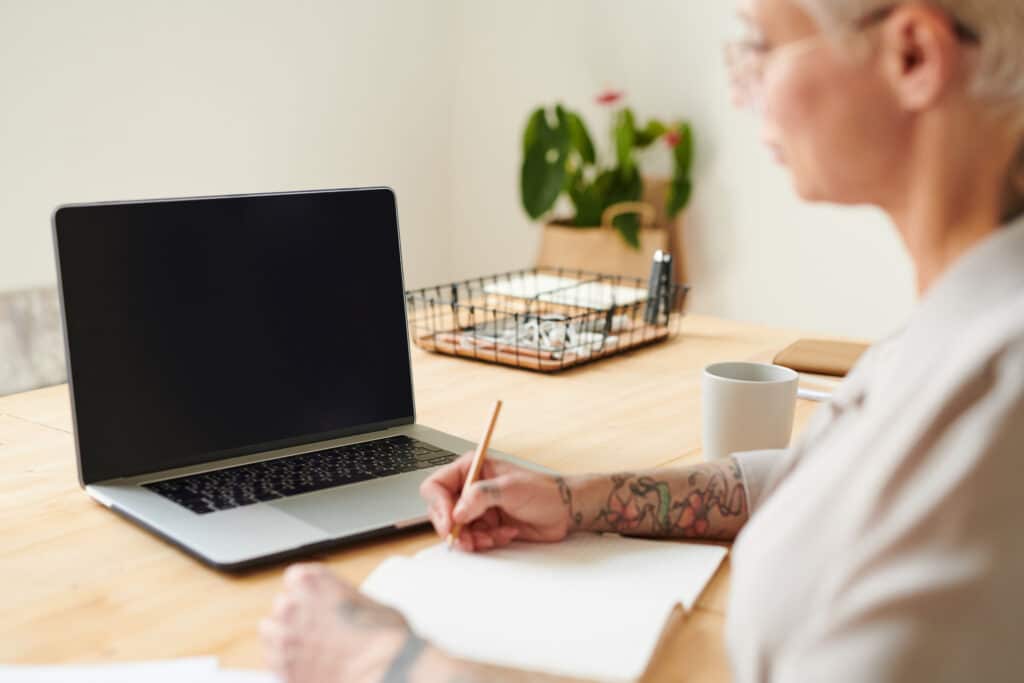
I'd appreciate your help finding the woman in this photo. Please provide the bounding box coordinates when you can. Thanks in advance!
[260,0,1024,680]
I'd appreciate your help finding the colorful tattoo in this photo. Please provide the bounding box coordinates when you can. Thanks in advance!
[592,461,747,540]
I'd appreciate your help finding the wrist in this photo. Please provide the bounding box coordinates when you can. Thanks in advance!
[363,629,412,683]
[562,474,605,533]
[410,644,461,683]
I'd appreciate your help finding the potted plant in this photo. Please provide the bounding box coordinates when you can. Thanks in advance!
[521,90,694,278]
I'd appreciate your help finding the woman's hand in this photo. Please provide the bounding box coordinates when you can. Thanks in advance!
[419,451,582,552]
[260,563,411,683]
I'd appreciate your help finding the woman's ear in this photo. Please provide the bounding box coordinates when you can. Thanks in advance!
[878,2,962,111]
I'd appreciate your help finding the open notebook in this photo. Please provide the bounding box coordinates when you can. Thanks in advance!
[0,658,275,682]
[361,534,727,682]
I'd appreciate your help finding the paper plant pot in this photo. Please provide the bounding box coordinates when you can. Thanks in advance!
[536,176,688,282]
[537,201,672,280]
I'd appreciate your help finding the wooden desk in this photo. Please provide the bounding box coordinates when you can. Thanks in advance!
[0,315,835,679]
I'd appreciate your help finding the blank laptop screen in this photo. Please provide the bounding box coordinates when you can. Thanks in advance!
[55,188,415,484]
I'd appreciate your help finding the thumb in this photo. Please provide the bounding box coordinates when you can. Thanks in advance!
[452,477,513,525]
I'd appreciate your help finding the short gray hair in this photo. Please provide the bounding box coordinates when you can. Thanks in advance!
[796,0,1024,103]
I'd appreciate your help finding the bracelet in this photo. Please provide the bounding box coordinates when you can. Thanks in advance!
[382,632,429,683]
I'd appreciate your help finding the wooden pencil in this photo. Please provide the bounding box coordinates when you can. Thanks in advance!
[446,399,503,549]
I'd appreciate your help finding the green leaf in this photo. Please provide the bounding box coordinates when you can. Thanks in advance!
[593,169,618,199]
[666,176,692,217]
[520,106,572,219]
[613,214,641,249]
[566,168,603,226]
[634,119,668,148]
[672,122,694,176]
[564,110,596,166]
[593,167,641,209]
[588,166,644,248]
[614,108,636,176]
[609,168,643,249]
[521,145,567,220]
[523,108,545,156]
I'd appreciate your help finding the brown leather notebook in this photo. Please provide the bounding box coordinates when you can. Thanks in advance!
[773,339,870,377]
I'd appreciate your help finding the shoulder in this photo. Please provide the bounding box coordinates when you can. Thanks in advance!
[940,292,1024,430]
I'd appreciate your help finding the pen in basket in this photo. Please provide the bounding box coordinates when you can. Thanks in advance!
[658,252,673,324]
[644,251,673,325]
[644,251,663,324]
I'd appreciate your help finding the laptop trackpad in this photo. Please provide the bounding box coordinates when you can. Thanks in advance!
[268,470,430,536]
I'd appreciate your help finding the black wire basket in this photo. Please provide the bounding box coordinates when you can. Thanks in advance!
[405,267,689,372]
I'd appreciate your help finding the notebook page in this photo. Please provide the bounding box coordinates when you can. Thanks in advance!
[0,658,219,682]
[361,534,726,682]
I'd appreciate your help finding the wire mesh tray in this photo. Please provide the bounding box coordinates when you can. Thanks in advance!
[405,267,689,372]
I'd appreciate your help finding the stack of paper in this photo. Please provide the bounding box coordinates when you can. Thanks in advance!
[483,274,649,310]
[361,534,727,682]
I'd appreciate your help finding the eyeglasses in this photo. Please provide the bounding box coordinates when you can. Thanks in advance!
[725,3,981,111]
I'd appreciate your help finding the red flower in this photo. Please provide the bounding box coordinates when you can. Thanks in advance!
[664,130,681,148]
[595,89,624,106]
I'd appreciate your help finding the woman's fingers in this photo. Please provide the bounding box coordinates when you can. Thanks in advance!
[259,617,294,680]
[454,531,475,553]
[458,524,519,554]
[419,453,471,502]
[421,451,516,496]
[452,476,514,525]
[491,525,519,547]
[424,487,453,536]
[420,453,478,536]
[482,506,502,530]
[421,451,526,540]
[472,530,495,551]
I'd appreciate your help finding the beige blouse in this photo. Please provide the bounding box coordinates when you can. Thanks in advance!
[728,216,1024,682]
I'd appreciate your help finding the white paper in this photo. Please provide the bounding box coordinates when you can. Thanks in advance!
[0,660,279,683]
[212,670,279,683]
[0,658,218,682]
[361,534,726,682]
[483,275,649,309]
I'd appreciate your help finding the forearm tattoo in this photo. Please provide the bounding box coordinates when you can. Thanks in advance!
[555,476,583,529]
[592,459,748,540]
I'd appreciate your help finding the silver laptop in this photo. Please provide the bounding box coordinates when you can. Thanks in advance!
[53,187,539,571]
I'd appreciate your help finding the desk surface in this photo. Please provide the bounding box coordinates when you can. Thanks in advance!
[0,314,842,680]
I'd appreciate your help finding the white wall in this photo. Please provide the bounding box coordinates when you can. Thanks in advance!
[448,0,916,340]
[1,0,916,342]
[0,0,458,292]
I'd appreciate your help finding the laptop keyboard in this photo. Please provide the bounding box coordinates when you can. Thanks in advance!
[143,435,458,515]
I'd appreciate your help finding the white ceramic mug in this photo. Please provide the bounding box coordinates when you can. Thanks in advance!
[701,362,799,461]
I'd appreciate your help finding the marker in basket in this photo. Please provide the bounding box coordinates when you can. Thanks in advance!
[657,251,673,325]
[644,250,666,325]
[447,399,503,550]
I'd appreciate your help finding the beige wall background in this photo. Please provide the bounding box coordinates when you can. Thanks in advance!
[1,1,917,388]
[0,0,458,292]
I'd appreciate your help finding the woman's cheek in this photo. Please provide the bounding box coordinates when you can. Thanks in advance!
[763,71,829,197]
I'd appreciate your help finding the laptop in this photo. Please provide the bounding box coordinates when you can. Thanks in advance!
[52,187,541,571]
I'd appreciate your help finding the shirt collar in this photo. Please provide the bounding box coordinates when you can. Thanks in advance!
[900,213,1024,349]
